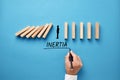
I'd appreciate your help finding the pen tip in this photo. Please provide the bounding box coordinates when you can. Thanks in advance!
[69,48,71,52]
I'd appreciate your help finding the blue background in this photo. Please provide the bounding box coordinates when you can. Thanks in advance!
[0,0,120,80]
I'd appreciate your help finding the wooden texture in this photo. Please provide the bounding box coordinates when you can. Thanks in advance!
[72,22,76,39]
[15,26,30,36]
[64,22,68,39]
[26,26,39,38]
[80,22,84,39]
[20,27,35,37]
[95,22,100,39]
[37,24,48,38]
[42,23,53,38]
[87,22,91,39]
[31,26,43,38]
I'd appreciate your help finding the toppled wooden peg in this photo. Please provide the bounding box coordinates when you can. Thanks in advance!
[72,22,76,39]
[95,22,100,39]
[80,22,84,39]
[87,22,91,39]
[64,22,68,39]
[31,26,43,38]
[37,24,49,38]
[20,26,35,37]
[42,23,53,39]
[15,26,30,36]
[26,26,39,38]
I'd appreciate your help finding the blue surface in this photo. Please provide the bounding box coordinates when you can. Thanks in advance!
[0,0,120,80]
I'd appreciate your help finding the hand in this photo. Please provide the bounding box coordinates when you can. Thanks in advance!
[65,51,83,75]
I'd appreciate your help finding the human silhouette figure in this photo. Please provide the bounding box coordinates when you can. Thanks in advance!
[56,25,60,39]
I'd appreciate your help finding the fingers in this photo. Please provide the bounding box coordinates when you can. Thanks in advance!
[77,56,82,63]
[70,51,83,67]
[77,56,83,67]
[65,52,71,69]
[65,51,82,67]
[65,51,83,75]
[70,51,78,61]
[65,52,70,63]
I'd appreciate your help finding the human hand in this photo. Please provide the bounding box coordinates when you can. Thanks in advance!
[65,51,83,75]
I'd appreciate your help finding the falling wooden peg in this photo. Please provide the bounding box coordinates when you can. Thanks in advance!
[64,22,68,39]
[95,22,100,39]
[37,24,49,38]
[42,23,53,38]
[72,22,76,39]
[31,26,43,38]
[15,26,30,36]
[87,22,91,39]
[20,26,35,37]
[26,26,39,38]
[80,22,84,39]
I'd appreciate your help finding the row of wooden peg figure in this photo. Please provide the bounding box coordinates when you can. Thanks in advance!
[15,23,53,38]
[64,22,100,40]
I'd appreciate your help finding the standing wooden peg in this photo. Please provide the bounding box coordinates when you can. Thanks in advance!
[42,23,53,39]
[87,22,91,39]
[15,26,30,36]
[80,22,84,39]
[64,22,68,39]
[72,22,76,39]
[37,24,49,38]
[95,22,100,39]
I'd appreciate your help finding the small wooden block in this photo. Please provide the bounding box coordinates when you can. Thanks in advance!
[87,22,91,39]
[64,22,68,39]
[26,26,39,38]
[37,24,49,38]
[15,26,30,36]
[31,26,43,38]
[80,22,84,39]
[20,26,35,37]
[95,22,100,39]
[42,23,53,38]
[72,22,76,39]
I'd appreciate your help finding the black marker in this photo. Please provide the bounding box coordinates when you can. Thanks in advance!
[69,49,73,69]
